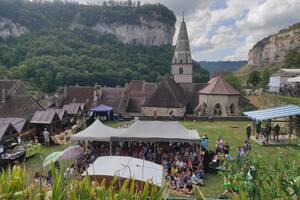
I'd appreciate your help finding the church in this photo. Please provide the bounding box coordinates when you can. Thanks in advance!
[139,17,241,117]
[59,17,241,117]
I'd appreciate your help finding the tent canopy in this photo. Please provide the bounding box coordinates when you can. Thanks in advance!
[112,120,200,142]
[70,119,121,142]
[287,76,300,83]
[244,105,300,121]
[90,104,113,112]
[84,156,163,187]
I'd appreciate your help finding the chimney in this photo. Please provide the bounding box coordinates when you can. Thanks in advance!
[2,89,7,103]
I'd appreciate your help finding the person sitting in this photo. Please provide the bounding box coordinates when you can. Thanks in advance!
[223,142,230,154]
[191,172,204,186]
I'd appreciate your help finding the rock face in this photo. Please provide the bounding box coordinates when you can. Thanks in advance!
[70,18,175,46]
[248,25,300,66]
[0,17,29,39]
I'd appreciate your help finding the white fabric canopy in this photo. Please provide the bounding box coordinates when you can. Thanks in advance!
[112,120,200,142]
[287,76,300,83]
[70,119,122,142]
[84,156,163,187]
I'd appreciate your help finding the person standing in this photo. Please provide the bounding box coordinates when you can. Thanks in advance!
[43,128,50,146]
[246,124,252,139]
[274,124,280,142]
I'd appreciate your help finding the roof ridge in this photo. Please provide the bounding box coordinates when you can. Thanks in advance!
[165,79,184,107]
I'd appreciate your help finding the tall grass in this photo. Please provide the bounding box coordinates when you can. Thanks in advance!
[0,164,166,200]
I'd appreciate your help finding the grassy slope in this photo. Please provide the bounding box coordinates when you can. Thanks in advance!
[24,121,300,198]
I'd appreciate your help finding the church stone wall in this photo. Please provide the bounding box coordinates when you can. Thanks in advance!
[141,106,185,117]
[198,94,240,117]
[172,64,193,83]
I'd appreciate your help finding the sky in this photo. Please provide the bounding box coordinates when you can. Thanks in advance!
[73,0,300,61]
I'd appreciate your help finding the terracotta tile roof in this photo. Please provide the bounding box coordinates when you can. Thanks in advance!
[65,86,95,108]
[127,80,158,112]
[99,87,129,114]
[63,103,82,115]
[0,95,44,119]
[0,122,17,141]
[0,118,27,133]
[48,109,67,120]
[199,76,241,95]
[144,78,186,108]
[30,110,60,124]
[0,79,25,95]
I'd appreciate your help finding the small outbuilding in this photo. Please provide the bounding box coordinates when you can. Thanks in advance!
[90,104,113,121]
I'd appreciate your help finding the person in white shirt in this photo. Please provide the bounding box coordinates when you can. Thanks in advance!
[43,128,50,146]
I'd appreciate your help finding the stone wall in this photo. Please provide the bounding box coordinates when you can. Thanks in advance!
[141,106,186,117]
[198,94,240,117]
[171,64,193,83]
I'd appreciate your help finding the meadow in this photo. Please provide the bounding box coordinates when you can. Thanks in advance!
[24,120,300,198]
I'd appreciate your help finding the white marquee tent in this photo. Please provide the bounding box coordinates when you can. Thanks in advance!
[70,119,122,142]
[112,120,200,142]
[287,76,300,83]
[84,156,164,187]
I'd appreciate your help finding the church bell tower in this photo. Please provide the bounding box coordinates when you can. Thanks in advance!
[171,15,193,83]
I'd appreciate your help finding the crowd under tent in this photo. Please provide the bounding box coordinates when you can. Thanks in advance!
[90,104,113,121]
[244,105,300,136]
[85,156,164,189]
[112,120,200,143]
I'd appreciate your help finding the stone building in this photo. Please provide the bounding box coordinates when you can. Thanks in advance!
[141,78,186,117]
[171,17,193,83]
[195,76,241,117]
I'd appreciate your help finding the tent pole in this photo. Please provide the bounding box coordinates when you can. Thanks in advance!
[154,143,156,162]
[109,141,112,156]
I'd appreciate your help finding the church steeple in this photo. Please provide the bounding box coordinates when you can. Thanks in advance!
[171,15,193,83]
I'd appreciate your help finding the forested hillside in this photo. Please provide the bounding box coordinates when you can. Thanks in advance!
[0,0,209,92]
[199,61,247,73]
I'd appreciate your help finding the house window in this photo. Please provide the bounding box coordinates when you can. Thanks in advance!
[179,67,184,74]
[214,103,222,116]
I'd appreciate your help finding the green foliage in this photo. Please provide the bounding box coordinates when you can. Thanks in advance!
[247,70,261,87]
[257,69,270,88]
[193,61,210,83]
[284,48,300,69]
[0,164,165,200]
[220,149,300,200]
[0,0,209,92]
[224,73,242,90]
[0,0,176,30]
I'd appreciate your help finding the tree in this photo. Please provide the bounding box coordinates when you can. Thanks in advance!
[224,74,242,90]
[248,70,261,87]
[258,69,270,88]
[284,48,300,68]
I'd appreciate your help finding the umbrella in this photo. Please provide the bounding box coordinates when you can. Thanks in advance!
[60,145,84,160]
[43,151,63,167]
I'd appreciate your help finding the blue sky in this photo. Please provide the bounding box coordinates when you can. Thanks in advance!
[73,0,300,61]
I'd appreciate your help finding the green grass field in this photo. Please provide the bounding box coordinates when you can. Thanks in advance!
[24,120,300,198]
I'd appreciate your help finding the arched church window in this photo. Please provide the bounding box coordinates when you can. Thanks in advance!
[230,104,235,114]
[179,67,183,74]
[214,103,222,116]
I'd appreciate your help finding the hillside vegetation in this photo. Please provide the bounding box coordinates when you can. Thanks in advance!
[0,0,209,92]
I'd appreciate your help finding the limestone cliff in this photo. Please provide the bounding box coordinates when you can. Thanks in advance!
[248,23,300,66]
[0,17,29,39]
[70,18,174,46]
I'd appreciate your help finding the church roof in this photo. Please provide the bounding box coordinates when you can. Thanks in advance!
[172,18,192,64]
[199,76,241,95]
[144,78,186,108]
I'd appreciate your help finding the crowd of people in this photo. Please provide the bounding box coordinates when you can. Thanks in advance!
[279,83,300,97]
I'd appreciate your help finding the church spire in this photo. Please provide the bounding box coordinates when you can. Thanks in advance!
[172,15,192,64]
[171,14,193,83]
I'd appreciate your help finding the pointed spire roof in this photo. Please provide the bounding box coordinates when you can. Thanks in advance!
[199,76,241,95]
[172,16,192,64]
